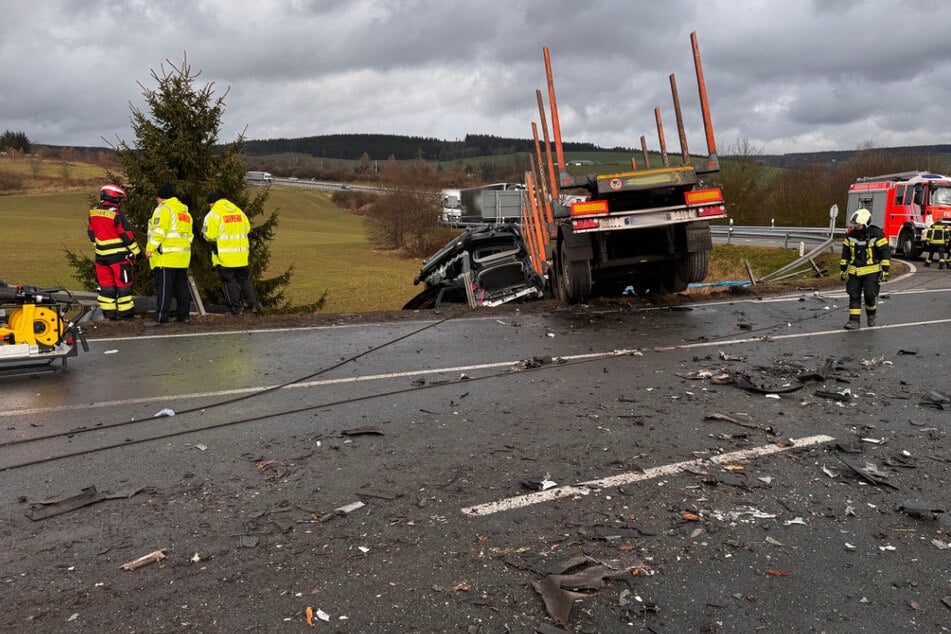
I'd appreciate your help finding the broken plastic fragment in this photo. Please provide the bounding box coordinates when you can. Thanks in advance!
[153,408,175,417]
[334,501,365,515]
[784,517,807,526]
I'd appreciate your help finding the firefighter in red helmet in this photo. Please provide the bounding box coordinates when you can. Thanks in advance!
[87,184,141,320]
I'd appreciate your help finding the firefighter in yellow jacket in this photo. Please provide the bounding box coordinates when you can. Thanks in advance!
[202,192,260,315]
[840,208,890,330]
[145,184,193,326]
[923,220,949,268]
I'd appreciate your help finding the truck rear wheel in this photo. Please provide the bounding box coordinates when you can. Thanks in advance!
[684,249,709,283]
[559,242,592,303]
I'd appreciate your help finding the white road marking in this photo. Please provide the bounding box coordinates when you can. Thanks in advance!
[7,312,951,419]
[460,434,835,516]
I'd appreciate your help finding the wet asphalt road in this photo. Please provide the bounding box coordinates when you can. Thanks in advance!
[1,264,949,632]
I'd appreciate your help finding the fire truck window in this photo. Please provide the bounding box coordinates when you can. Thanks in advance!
[932,188,951,205]
[894,186,905,205]
[914,186,924,205]
[903,187,914,204]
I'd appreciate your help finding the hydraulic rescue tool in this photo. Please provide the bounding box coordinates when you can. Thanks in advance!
[0,282,89,375]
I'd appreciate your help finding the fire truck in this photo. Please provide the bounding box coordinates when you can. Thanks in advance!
[846,171,951,259]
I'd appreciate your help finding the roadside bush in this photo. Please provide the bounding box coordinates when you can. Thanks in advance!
[0,169,25,193]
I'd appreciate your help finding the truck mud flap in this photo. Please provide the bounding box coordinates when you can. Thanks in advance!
[684,221,712,253]
[559,229,592,262]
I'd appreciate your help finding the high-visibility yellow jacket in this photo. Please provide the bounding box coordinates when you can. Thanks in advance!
[147,197,193,269]
[201,199,251,267]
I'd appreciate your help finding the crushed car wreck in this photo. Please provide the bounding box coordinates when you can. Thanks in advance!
[403,224,546,309]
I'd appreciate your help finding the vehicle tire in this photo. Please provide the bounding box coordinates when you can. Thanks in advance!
[899,229,922,259]
[684,249,709,283]
[559,242,592,304]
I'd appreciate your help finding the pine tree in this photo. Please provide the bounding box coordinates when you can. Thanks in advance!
[66,56,303,311]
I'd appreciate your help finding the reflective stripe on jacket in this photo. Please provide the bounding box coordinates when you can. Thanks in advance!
[926,224,948,245]
[87,204,141,264]
[840,225,891,276]
[201,199,251,267]
[147,197,193,269]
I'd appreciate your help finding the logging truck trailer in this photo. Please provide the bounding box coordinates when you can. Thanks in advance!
[529,32,726,302]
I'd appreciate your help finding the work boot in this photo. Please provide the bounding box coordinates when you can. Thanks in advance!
[867,314,876,327]
[925,260,931,267]
[844,319,861,330]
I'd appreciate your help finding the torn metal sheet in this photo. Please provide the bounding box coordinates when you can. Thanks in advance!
[531,559,635,626]
[25,485,143,521]
[835,456,899,490]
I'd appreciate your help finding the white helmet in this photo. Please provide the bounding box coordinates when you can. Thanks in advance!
[849,208,871,226]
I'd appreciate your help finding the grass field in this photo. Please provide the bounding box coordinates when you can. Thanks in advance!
[0,151,841,313]
[0,186,422,312]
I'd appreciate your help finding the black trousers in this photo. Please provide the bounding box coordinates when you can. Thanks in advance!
[154,267,191,322]
[846,272,880,318]
[216,265,259,314]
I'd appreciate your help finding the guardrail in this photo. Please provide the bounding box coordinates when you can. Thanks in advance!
[710,224,845,248]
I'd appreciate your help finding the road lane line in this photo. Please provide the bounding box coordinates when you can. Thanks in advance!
[7,314,951,419]
[461,434,835,517]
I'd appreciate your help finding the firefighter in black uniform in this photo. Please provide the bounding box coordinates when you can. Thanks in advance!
[923,220,949,268]
[840,208,890,330]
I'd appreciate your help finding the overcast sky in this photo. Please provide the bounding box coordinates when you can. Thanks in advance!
[3,0,950,156]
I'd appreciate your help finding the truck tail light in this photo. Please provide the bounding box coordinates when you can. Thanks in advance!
[573,219,600,230]
[571,200,608,216]
[685,188,723,205]
[697,205,726,217]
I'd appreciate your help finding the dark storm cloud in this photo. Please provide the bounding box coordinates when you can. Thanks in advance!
[2,0,950,154]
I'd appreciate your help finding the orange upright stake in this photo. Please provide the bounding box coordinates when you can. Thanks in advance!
[535,90,560,207]
[669,72,690,166]
[531,123,555,226]
[520,199,540,276]
[543,48,566,175]
[520,174,538,274]
[526,173,548,275]
[640,135,650,169]
[655,107,670,167]
[691,31,719,169]
[630,157,638,170]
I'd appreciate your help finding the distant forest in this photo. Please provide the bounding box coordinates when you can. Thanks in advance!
[241,133,631,161]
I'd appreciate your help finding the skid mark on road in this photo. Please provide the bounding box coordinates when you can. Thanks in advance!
[461,434,835,517]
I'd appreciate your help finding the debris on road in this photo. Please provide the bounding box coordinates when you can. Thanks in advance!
[153,408,175,417]
[814,389,852,402]
[25,485,143,521]
[120,549,166,571]
[522,476,557,491]
[529,557,637,626]
[919,390,951,410]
